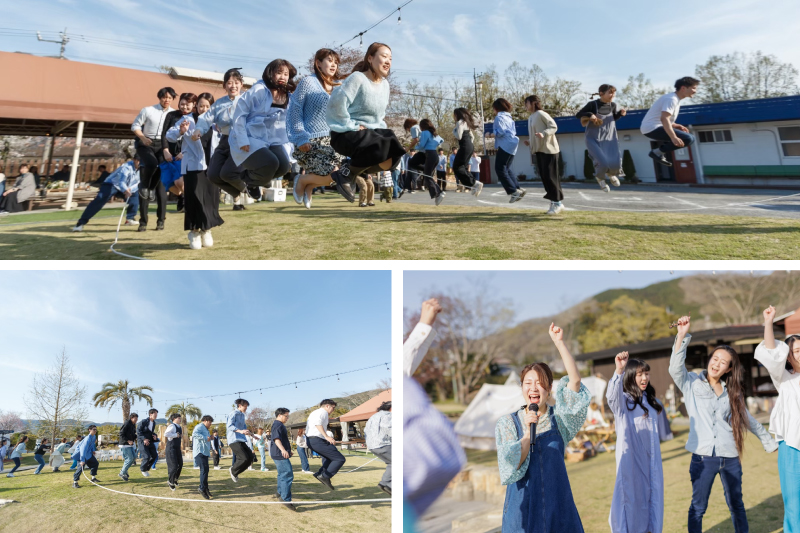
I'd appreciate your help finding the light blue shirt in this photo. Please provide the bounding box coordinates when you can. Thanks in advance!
[669,334,778,458]
[76,435,96,463]
[493,111,519,156]
[326,72,390,132]
[166,115,207,173]
[196,95,239,136]
[104,161,140,195]
[229,80,275,167]
[226,409,247,444]
[287,75,332,147]
[192,423,211,457]
[10,442,26,459]
[415,130,443,152]
[436,155,447,171]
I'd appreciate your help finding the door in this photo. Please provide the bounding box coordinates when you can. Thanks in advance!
[672,144,697,184]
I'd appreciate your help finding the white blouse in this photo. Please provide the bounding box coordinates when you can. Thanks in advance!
[755,340,800,450]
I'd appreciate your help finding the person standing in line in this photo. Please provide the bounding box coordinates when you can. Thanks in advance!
[525,95,564,214]
[670,315,777,533]
[271,408,296,511]
[72,156,140,231]
[356,174,375,207]
[366,401,392,495]
[210,430,222,470]
[192,415,214,500]
[576,85,626,193]
[490,98,524,203]
[436,148,448,192]
[469,152,482,189]
[5,436,28,477]
[137,408,159,477]
[68,436,82,470]
[305,399,346,491]
[640,77,700,167]
[131,87,175,231]
[226,398,255,482]
[255,427,270,472]
[118,412,138,481]
[295,427,311,474]
[757,306,800,533]
[0,163,36,214]
[164,413,183,491]
[33,438,50,475]
[72,426,99,489]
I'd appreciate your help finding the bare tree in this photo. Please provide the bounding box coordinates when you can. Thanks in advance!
[0,410,24,433]
[695,51,799,103]
[25,348,88,449]
[617,74,670,110]
[375,377,391,390]
[245,405,274,432]
[337,390,376,411]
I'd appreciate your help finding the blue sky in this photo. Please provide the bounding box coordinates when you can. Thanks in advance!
[403,270,765,324]
[1,0,797,92]
[0,270,391,423]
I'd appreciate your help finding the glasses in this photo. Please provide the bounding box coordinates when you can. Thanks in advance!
[669,315,690,329]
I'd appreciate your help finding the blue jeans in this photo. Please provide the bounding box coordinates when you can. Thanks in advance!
[259,447,266,470]
[9,457,21,473]
[77,182,139,226]
[297,447,309,471]
[494,148,520,195]
[307,436,345,479]
[391,169,402,198]
[70,456,78,469]
[120,447,135,476]
[644,126,696,153]
[197,453,209,492]
[34,454,45,474]
[274,457,294,501]
[688,453,747,533]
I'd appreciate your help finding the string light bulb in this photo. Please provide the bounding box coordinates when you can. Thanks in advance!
[337,374,340,381]
[397,8,401,24]
[359,33,363,48]
[295,383,298,389]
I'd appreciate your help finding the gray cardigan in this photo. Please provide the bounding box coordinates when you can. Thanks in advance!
[11,172,36,202]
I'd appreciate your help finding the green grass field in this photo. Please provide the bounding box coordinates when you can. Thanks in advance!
[465,429,784,533]
[0,198,798,259]
[0,452,390,532]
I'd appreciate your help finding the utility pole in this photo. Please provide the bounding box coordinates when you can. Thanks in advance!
[473,69,488,155]
[37,28,69,59]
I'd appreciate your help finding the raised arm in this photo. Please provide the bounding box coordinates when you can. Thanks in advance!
[548,323,580,392]
[403,298,442,376]
[606,351,629,415]
[669,316,692,392]
[763,305,776,349]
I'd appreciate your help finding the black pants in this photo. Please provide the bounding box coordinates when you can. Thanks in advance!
[139,438,157,472]
[74,456,98,482]
[307,436,346,479]
[495,148,520,195]
[135,139,167,226]
[229,441,254,477]
[453,136,476,187]
[197,454,209,492]
[166,444,183,484]
[437,170,447,191]
[0,190,24,212]
[241,146,291,187]
[208,135,248,197]
[406,152,426,190]
[535,152,563,202]
[408,151,441,199]
[212,450,220,467]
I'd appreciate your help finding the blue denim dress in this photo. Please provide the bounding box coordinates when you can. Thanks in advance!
[502,407,584,533]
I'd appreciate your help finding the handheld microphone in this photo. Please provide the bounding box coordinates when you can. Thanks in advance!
[529,403,538,448]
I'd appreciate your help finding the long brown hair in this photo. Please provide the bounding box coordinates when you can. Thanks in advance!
[712,345,749,456]
[262,59,298,95]
[453,108,477,130]
[352,42,391,78]
[524,95,543,112]
[419,118,437,137]
[786,335,800,372]
[313,48,344,90]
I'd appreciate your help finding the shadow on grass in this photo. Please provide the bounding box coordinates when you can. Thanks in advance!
[705,493,784,533]
[661,448,692,463]
[575,221,800,236]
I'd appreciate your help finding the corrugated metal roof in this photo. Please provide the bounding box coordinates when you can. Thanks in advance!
[484,95,800,136]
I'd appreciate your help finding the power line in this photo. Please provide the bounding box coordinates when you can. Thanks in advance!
[338,0,415,47]
[395,90,472,104]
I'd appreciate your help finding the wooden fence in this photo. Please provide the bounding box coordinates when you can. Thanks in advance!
[0,157,128,184]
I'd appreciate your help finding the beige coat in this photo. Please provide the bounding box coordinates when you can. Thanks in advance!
[527,111,560,154]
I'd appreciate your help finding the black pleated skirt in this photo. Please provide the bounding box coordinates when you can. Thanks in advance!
[330,128,406,169]
[184,170,224,231]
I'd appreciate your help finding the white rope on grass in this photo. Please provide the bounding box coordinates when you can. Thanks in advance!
[340,456,379,473]
[82,470,388,506]
[109,203,147,260]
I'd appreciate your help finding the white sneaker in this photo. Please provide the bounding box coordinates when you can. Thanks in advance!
[229,467,238,482]
[609,175,621,187]
[6,473,13,478]
[472,182,484,197]
[302,470,313,474]
[509,191,521,204]
[72,225,84,232]
[553,203,564,214]
[517,188,527,201]
[214,466,221,470]
[303,192,311,209]
[193,467,199,470]
[546,202,556,215]
[188,231,202,250]
[142,471,150,477]
[123,219,137,226]
[596,177,610,193]
[435,192,446,206]
[201,230,213,248]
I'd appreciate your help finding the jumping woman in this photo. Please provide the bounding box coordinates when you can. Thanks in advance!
[451,107,483,197]
[194,68,249,211]
[410,119,445,205]
[326,42,406,203]
[576,85,626,193]
[288,48,346,209]
[161,93,195,211]
[230,59,295,202]
[491,98,524,203]
[524,95,563,214]
[757,306,800,533]
[607,351,672,533]
[670,315,778,533]
[496,323,590,533]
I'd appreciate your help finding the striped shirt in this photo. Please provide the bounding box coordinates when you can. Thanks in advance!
[365,410,391,450]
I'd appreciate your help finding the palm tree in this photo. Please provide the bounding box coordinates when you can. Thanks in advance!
[92,380,154,423]
[166,402,202,450]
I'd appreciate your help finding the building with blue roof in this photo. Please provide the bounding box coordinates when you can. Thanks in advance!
[483,95,800,186]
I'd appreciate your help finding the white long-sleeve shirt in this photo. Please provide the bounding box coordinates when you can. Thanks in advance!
[403,323,438,377]
[164,423,181,441]
[131,103,173,139]
[755,340,800,450]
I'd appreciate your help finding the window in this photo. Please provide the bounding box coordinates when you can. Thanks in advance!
[779,126,800,157]
[698,129,733,143]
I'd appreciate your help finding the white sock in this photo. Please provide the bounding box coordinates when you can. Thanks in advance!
[653,148,663,156]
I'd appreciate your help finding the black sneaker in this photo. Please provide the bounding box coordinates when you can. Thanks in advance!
[119,473,129,482]
[91,477,99,483]
[232,204,244,211]
[649,150,672,167]
[199,488,210,499]
[284,502,297,512]
[205,489,213,499]
[330,166,355,203]
[378,483,392,496]
[156,220,165,230]
[72,482,81,489]
[313,472,335,491]
[137,224,147,232]
[176,196,185,213]
[247,185,262,201]
[168,481,176,491]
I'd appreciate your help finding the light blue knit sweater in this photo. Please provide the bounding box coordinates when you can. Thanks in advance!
[326,71,390,133]
[287,75,331,146]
